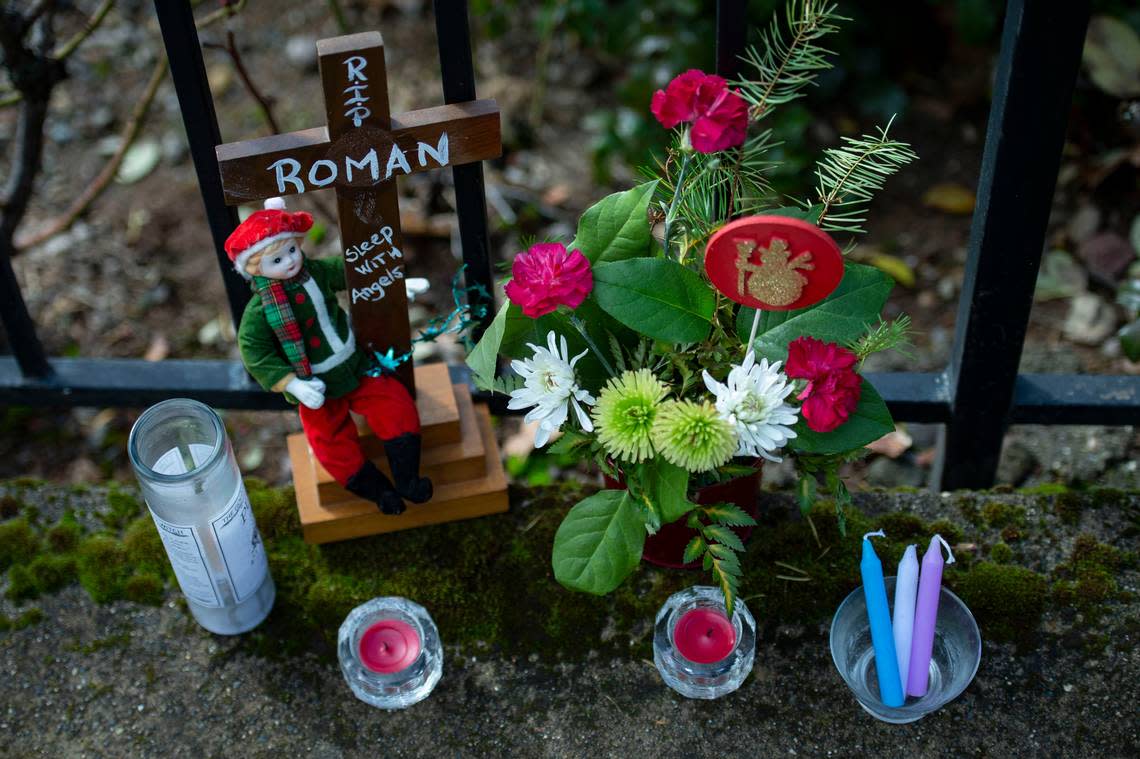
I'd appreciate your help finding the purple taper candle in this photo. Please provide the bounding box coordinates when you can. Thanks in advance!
[906,535,955,697]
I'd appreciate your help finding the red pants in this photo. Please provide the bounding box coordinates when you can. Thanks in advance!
[298,375,420,486]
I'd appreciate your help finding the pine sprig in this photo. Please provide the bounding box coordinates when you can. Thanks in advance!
[848,314,913,361]
[736,0,844,119]
[810,118,917,234]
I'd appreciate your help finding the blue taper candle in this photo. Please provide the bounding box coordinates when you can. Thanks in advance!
[860,529,904,707]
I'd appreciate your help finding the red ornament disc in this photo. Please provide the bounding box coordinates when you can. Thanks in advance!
[704,215,844,311]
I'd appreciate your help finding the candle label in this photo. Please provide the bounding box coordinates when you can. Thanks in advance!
[209,488,269,603]
[147,485,269,608]
[149,509,222,607]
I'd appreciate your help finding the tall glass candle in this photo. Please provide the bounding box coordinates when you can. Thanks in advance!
[893,544,919,691]
[907,535,956,697]
[860,530,904,707]
[128,399,275,635]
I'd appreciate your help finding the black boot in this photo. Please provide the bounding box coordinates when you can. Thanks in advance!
[383,433,433,504]
[344,461,405,515]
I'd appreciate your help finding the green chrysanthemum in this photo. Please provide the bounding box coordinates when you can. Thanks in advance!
[592,369,668,463]
[651,400,737,473]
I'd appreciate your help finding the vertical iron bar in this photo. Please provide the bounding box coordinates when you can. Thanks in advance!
[153,0,247,329]
[433,0,495,342]
[935,0,1091,489]
[716,0,748,78]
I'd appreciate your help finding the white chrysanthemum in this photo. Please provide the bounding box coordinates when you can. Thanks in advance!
[507,331,595,448]
[702,351,798,462]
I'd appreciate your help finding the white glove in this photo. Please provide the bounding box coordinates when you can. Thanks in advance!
[286,377,326,410]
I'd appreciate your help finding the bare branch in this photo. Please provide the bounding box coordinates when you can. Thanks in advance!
[15,55,168,251]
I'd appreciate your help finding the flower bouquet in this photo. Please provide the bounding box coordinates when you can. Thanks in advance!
[467,2,916,613]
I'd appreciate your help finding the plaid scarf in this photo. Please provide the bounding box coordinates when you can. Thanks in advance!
[252,271,313,378]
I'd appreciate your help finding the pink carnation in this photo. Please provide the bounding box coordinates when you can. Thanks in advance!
[504,242,593,319]
[650,69,749,153]
[785,337,863,433]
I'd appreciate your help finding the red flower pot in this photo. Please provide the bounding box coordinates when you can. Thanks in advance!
[604,462,764,569]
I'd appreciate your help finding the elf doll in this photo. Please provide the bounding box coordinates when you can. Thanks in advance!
[226,197,432,515]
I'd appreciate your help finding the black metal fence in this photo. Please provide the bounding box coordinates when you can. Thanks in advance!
[0,0,1136,490]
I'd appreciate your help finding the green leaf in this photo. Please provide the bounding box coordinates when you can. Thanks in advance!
[593,258,716,343]
[682,536,707,565]
[796,473,817,517]
[466,299,510,391]
[714,563,738,618]
[703,523,746,553]
[547,429,591,457]
[552,490,646,595]
[1118,319,1140,362]
[499,302,612,394]
[702,502,757,527]
[646,458,696,524]
[569,180,659,264]
[736,263,893,362]
[790,379,895,455]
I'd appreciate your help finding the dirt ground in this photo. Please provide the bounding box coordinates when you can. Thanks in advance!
[1,1,1137,489]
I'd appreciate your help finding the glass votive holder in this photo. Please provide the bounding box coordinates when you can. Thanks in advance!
[653,585,756,699]
[830,576,981,723]
[338,596,443,710]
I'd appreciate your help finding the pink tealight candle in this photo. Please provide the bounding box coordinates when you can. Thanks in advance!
[674,607,737,664]
[359,618,422,674]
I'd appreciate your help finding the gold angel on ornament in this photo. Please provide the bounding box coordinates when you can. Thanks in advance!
[734,237,814,307]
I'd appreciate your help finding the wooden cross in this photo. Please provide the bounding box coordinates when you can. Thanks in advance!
[215,31,501,393]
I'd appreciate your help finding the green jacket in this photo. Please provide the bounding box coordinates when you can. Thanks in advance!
[238,256,370,403]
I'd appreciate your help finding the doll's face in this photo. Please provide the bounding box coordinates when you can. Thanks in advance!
[256,240,304,279]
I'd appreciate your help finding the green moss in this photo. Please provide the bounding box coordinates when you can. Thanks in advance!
[7,564,38,601]
[1017,482,1069,496]
[45,514,82,553]
[0,494,22,519]
[1000,525,1023,543]
[28,554,77,594]
[949,562,1048,646]
[122,518,168,577]
[123,572,165,606]
[246,478,300,540]
[1052,535,1125,619]
[990,542,1014,563]
[1054,492,1084,525]
[981,501,1026,529]
[956,496,982,527]
[0,517,38,570]
[877,512,926,540]
[102,486,143,531]
[0,607,44,631]
[76,535,129,603]
[927,519,964,545]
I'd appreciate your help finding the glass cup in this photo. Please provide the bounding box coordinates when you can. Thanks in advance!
[653,585,756,699]
[338,596,443,710]
[830,576,981,723]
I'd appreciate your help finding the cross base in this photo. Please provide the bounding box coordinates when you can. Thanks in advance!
[288,362,508,544]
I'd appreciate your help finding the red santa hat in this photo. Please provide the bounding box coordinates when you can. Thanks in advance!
[224,197,313,279]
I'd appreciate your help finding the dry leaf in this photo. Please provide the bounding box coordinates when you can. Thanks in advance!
[867,429,913,459]
[143,334,170,362]
[1083,16,1140,99]
[922,183,975,214]
[867,253,915,287]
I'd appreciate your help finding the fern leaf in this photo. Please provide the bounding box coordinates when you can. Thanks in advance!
[702,502,758,527]
[683,535,707,565]
[737,0,844,118]
[811,117,917,234]
[703,523,746,552]
[712,559,741,618]
[607,331,628,372]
